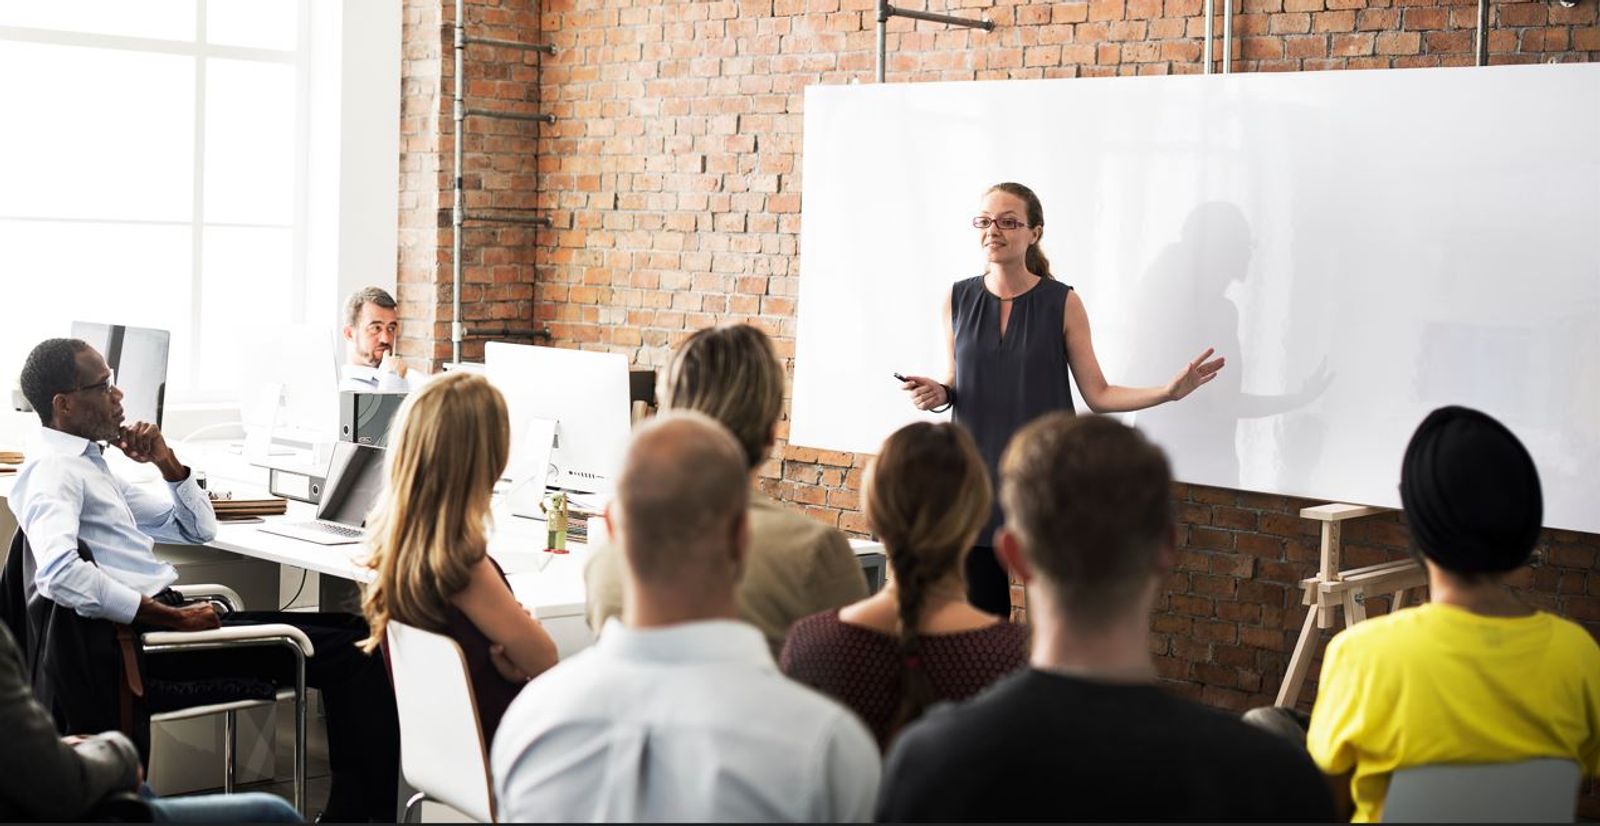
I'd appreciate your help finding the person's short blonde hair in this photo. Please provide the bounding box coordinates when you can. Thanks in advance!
[660,323,784,470]
[1000,413,1174,631]
[360,372,509,650]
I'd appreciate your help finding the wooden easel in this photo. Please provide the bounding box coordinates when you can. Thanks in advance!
[1275,503,1430,708]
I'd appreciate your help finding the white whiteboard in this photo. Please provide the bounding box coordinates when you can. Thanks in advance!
[792,64,1600,534]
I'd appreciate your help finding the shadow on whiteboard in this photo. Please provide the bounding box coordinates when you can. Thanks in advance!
[1128,202,1335,490]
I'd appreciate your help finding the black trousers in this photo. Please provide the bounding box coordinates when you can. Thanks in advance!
[142,611,400,822]
[964,545,1013,616]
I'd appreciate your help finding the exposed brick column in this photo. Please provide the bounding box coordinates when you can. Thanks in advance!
[399,0,545,369]
[397,0,446,367]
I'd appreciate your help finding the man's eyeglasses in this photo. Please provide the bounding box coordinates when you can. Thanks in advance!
[972,216,1029,231]
[71,370,116,395]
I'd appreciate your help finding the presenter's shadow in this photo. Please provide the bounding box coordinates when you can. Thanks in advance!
[1126,202,1333,491]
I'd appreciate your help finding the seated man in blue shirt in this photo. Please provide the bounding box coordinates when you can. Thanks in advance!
[11,338,399,822]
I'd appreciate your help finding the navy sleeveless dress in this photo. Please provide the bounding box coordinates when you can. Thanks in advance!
[951,275,1076,613]
[441,557,525,745]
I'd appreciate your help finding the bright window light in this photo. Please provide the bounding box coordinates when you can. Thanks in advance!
[0,3,312,407]
[0,219,195,390]
[0,42,195,222]
[198,226,294,395]
[0,1,197,42]
[206,0,299,51]
[205,59,297,225]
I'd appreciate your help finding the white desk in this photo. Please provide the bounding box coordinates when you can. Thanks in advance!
[0,443,596,656]
[0,438,884,799]
[0,441,885,657]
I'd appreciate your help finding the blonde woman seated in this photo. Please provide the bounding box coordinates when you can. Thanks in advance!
[780,422,1029,748]
[585,323,868,655]
[361,373,558,743]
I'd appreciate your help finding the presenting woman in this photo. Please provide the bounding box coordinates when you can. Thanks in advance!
[900,182,1224,615]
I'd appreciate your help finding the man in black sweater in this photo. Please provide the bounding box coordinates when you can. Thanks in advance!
[877,414,1335,822]
[0,622,299,822]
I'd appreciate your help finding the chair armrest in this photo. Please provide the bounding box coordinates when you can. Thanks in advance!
[143,624,315,657]
[177,583,245,612]
[82,789,154,822]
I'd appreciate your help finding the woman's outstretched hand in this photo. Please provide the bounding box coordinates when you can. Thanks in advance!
[1166,347,1226,402]
[901,376,948,411]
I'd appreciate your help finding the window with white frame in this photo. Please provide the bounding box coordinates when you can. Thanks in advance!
[0,0,312,407]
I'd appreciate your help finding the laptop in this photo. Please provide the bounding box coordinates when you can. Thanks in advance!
[258,442,386,546]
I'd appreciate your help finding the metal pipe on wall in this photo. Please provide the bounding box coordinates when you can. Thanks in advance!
[1475,0,1490,66]
[875,0,994,83]
[1204,0,1214,73]
[1222,0,1233,73]
[877,5,888,83]
[451,0,466,365]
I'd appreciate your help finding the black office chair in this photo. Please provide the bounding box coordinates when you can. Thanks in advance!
[1,529,312,813]
[630,369,657,423]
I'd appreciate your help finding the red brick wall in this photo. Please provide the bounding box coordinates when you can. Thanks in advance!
[1159,486,1600,711]
[399,0,545,368]
[400,0,1600,810]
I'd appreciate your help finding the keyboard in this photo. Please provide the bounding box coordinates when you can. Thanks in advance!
[294,520,363,538]
[257,518,367,546]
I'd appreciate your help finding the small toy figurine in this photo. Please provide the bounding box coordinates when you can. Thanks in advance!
[540,491,569,553]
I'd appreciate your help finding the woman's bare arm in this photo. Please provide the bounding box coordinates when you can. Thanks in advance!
[1065,290,1222,413]
[453,557,559,682]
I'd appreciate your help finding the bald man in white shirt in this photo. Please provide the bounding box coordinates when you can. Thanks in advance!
[491,412,881,822]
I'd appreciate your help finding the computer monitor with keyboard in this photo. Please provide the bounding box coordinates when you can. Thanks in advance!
[258,442,386,545]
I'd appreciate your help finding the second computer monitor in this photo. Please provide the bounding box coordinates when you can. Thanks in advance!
[484,342,631,496]
[71,321,170,428]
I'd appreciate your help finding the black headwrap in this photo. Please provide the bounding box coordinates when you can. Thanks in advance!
[1399,406,1542,574]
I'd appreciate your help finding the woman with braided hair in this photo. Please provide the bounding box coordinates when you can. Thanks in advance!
[779,422,1029,749]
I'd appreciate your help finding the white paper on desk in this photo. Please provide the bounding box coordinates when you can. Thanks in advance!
[506,416,556,519]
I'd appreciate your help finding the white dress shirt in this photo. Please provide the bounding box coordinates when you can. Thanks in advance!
[491,618,881,823]
[338,364,412,394]
[7,427,217,624]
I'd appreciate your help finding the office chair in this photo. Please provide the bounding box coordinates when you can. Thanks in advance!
[142,583,312,814]
[387,621,496,823]
[1381,758,1581,822]
[2,529,312,814]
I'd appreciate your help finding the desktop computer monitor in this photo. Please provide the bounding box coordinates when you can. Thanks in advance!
[274,323,341,438]
[70,322,170,428]
[237,323,340,458]
[484,342,631,495]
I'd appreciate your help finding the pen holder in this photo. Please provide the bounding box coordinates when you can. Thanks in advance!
[541,491,569,553]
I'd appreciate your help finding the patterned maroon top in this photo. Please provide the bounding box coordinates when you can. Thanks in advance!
[779,609,1030,748]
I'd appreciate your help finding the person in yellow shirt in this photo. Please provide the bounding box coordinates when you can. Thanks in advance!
[1306,406,1600,822]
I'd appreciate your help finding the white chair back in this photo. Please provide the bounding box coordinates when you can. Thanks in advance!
[387,621,495,822]
[1382,758,1580,822]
